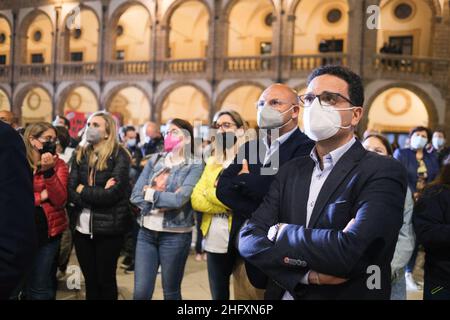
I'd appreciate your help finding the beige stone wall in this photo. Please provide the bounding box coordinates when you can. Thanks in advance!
[0,0,446,137]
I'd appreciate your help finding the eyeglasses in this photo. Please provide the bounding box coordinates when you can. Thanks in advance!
[163,128,181,137]
[299,92,356,108]
[256,98,298,109]
[211,122,237,130]
[38,137,59,144]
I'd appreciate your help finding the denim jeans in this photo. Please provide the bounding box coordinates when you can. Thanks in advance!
[25,236,61,300]
[134,227,192,300]
[390,269,407,300]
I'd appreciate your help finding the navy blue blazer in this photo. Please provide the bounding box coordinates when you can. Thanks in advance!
[393,148,439,193]
[216,128,314,248]
[239,141,408,300]
[0,121,37,299]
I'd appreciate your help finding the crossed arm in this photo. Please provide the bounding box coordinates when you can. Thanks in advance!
[238,163,407,294]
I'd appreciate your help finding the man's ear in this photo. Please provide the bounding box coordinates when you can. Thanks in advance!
[351,107,363,127]
[292,105,300,120]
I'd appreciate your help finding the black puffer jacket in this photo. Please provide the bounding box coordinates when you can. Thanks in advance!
[68,146,131,235]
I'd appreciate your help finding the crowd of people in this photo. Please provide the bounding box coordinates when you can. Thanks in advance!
[0,65,449,301]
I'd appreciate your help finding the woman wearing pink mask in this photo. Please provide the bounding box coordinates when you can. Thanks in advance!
[130,119,204,300]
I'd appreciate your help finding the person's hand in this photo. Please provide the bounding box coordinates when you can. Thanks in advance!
[40,153,57,172]
[343,218,355,233]
[40,189,48,202]
[308,270,348,285]
[76,184,84,194]
[105,178,116,189]
[238,159,250,176]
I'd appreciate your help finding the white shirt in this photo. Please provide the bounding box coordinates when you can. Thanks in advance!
[282,137,357,300]
[142,153,193,234]
[204,213,230,253]
[306,137,357,227]
[262,127,297,165]
[76,208,91,235]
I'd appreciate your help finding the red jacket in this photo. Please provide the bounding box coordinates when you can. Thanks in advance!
[34,157,69,237]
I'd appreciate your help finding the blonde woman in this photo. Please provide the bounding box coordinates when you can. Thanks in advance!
[68,111,131,300]
[22,122,69,299]
[191,110,248,300]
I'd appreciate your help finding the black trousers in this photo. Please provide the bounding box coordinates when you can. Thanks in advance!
[206,247,238,300]
[74,231,123,300]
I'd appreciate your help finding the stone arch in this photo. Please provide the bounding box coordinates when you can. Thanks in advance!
[60,5,101,62]
[13,83,53,124]
[215,80,265,112]
[0,87,11,111]
[361,81,440,136]
[17,9,54,64]
[155,82,210,125]
[108,1,153,61]
[104,83,152,126]
[56,82,100,116]
[223,0,277,57]
[160,0,212,59]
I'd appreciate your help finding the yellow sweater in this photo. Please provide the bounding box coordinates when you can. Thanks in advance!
[191,157,231,237]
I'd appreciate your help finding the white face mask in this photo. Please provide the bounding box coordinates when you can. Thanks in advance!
[257,103,294,129]
[432,137,445,150]
[303,98,353,142]
[410,135,428,150]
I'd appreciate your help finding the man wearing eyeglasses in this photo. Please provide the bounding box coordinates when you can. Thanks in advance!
[216,83,314,298]
[238,65,408,300]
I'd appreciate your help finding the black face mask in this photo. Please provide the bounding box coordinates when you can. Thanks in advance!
[216,132,237,151]
[39,141,57,155]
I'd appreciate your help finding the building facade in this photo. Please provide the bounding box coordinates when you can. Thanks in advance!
[0,0,449,140]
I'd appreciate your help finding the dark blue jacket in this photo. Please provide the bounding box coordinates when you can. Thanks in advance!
[413,185,450,288]
[393,148,439,193]
[239,141,408,299]
[216,128,314,285]
[0,121,37,299]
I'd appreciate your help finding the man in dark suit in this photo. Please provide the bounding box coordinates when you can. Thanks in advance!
[216,84,314,296]
[239,66,408,300]
[0,120,37,299]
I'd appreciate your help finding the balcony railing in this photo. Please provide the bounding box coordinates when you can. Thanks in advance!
[162,58,206,74]
[0,65,11,81]
[105,61,151,79]
[289,53,348,74]
[16,64,53,81]
[58,62,99,80]
[372,54,450,82]
[8,54,448,88]
[224,56,274,73]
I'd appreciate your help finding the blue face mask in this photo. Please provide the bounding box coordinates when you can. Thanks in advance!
[432,137,445,150]
[127,138,137,148]
[410,135,428,150]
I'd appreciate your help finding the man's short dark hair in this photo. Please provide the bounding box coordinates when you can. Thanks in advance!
[307,65,365,107]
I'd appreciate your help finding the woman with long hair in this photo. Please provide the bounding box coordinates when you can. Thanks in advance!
[131,118,203,300]
[68,111,131,300]
[23,122,69,299]
[413,159,450,300]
